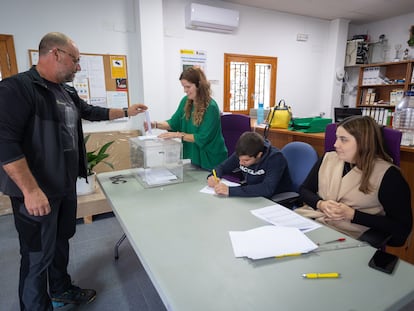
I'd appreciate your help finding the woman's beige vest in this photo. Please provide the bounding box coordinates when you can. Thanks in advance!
[295,152,392,239]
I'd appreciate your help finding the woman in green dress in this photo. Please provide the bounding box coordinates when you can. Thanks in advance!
[151,67,228,170]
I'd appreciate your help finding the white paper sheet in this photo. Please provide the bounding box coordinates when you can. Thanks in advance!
[200,179,241,194]
[145,110,152,135]
[251,204,321,232]
[229,225,318,260]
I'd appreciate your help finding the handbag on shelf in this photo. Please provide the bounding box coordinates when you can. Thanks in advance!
[266,100,292,129]
[263,100,292,138]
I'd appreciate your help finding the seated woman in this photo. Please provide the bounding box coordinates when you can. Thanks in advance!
[297,115,412,247]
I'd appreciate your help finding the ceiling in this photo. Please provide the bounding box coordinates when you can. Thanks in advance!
[220,0,414,24]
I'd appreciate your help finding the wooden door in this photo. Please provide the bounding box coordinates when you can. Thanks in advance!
[0,34,18,80]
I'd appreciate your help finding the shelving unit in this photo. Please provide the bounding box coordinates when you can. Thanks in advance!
[356,60,414,108]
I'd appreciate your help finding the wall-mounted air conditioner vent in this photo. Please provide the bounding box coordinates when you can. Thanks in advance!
[185,3,240,34]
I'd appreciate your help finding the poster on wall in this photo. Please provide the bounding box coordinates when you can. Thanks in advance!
[107,91,128,109]
[180,49,207,72]
[75,55,107,106]
[110,56,127,79]
[29,50,108,107]
[72,78,90,103]
[28,50,130,108]
[29,50,39,66]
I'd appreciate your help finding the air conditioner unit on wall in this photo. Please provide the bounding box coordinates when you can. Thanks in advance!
[185,3,240,34]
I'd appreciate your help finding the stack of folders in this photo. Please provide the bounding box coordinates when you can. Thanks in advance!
[361,107,392,126]
[229,226,318,260]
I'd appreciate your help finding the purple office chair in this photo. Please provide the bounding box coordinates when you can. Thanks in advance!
[324,122,403,248]
[324,123,337,153]
[220,113,251,156]
[220,113,251,182]
[324,123,402,166]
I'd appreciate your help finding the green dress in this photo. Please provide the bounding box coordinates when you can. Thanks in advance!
[167,97,228,170]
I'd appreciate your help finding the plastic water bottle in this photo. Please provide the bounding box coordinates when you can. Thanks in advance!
[393,91,414,146]
[257,103,264,125]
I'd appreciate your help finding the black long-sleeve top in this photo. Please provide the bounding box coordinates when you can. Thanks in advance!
[299,155,412,246]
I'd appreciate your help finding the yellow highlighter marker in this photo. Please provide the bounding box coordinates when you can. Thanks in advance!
[302,272,340,279]
[212,169,218,182]
[275,253,302,259]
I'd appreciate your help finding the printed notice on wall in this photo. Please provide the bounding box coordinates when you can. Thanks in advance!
[180,49,206,72]
[110,56,127,79]
[74,55,107,106]
[107,91,128,109]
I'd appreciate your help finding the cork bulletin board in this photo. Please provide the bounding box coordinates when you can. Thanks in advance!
[29,50,129,108]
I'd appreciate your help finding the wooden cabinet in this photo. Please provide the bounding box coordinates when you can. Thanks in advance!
[356,60,414,109]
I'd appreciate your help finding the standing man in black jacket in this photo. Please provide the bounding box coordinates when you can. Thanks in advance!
[0,32,147,311]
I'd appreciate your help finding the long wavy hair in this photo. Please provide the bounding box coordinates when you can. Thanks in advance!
[338,115,393,193]
[179,67,211,126]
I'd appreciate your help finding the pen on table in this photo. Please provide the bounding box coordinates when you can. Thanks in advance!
[212,169,219,182]
[302,272,340,279]
[317,238,346,245]
[275,253,302,259]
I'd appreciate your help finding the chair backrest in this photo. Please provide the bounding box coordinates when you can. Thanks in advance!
[382,127,402,166]
[324,123,337,153]
[281,142,318,192]
[220,113,251,156]
[324,123,402,166]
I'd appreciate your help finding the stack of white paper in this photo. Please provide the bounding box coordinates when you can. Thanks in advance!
[229,225,318,260]
[251,204,321,232]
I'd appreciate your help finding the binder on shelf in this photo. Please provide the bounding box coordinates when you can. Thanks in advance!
[374,108,380,122]
[360,107,392,126]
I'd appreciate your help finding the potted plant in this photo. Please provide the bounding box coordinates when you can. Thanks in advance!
[76,134,115,195]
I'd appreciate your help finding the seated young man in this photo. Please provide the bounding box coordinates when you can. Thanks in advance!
[207,131,292,198]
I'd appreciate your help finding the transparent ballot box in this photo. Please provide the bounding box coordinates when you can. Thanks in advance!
[129,137,183,187]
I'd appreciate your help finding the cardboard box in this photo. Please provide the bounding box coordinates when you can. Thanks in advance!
[85,130,140,173]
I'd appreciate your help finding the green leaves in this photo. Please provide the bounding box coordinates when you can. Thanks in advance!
[84,134,115,175]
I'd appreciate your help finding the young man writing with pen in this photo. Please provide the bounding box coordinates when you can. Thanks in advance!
[207,131,292,198]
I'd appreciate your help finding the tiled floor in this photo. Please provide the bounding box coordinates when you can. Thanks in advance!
[0,213,166,311]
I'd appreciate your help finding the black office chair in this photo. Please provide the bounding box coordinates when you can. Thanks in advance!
[271,141,318,209]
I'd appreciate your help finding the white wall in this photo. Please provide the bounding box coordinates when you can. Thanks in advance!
[1,0,412,130]
[161,0,342,119]
[0,0,145,132]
